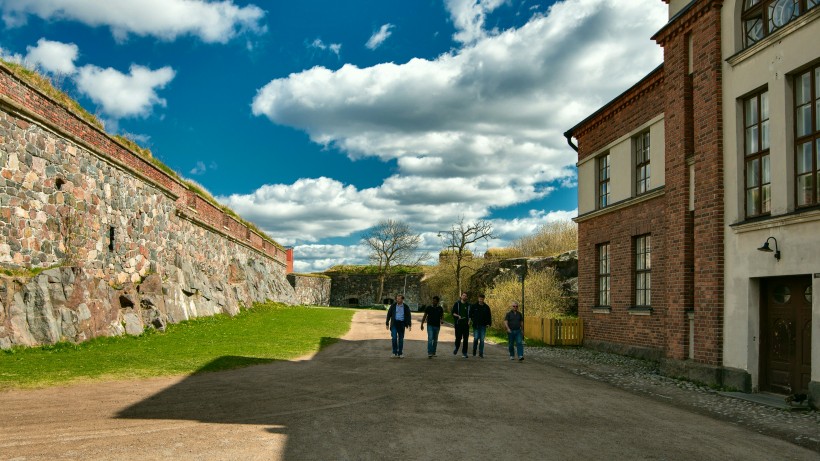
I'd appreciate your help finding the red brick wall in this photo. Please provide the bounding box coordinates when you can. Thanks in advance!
[574,0,724,366]
[578,196,668,350]
[0,64,285,266]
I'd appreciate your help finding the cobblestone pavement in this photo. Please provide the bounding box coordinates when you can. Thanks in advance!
[525,345,820,453]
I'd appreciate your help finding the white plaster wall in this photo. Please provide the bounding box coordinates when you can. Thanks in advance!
[576,116,666,215]
[578,159,595,214]
[650,119,666,189]
[722,0,820,385]
[668,0,692,19]
[610,140,632,202]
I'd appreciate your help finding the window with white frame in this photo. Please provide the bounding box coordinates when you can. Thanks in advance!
[795,64,820,207]
[634,131,651,195]
[635,235,651,307]
[598,153,610,209]
[744,90,771,217]
[597,243,610,307]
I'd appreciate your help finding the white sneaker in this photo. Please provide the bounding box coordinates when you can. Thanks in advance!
[509,356,515,361]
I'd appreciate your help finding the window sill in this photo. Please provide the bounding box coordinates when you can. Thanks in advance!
[727,7,820,67]
[628,307,653,316]
[730,207,820,233]
[592,306,611,314]
[574,187,665,223]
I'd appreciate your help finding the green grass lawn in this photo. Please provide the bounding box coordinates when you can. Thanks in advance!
[0,303,353,390]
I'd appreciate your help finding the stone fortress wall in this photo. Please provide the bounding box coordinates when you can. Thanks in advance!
[0,63,297,349]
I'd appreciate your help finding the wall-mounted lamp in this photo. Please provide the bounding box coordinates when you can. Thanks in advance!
[757,237,780,261]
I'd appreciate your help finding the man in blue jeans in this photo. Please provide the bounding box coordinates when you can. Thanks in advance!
[420,296,444,358]
[386,294,412,358]
[470,294,492,358]
[504,301,524,361]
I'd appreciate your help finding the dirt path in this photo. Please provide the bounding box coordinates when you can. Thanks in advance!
[0,310,817,460]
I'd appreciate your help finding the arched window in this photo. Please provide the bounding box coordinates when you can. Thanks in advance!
[742,0,819,47]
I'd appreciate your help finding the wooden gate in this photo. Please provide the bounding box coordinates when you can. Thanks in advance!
[760,275,812,395]
[524,318,583,346]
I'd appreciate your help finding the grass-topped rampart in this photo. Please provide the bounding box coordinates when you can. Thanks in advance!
[324,265,424,275]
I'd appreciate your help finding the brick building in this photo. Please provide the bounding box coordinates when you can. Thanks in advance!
[565,0,819,405]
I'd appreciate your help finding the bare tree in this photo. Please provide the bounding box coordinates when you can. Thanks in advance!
[362,219,424,304]
[439,217,495,296]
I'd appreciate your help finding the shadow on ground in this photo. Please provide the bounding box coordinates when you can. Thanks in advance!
[117,337,457,460]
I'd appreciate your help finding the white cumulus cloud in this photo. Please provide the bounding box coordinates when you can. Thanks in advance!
[445,0,507,44]
[248,0,664,252]
[0,0,266,43]
[75,64,176,118]
[25,38,78,74]
[365,23,394,50]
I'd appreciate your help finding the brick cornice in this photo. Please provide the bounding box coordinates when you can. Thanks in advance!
[652,0,723,46]
[568,66,664,141]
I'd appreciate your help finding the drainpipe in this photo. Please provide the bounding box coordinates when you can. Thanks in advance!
[563,130,579,152]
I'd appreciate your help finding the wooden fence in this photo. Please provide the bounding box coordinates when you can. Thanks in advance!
[523,318,583,346]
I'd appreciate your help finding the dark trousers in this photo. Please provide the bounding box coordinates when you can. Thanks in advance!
[391,321,406,355]
[454,323,469,355]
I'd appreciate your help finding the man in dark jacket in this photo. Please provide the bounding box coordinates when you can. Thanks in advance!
[420,296,444,358]
[386,294,412,358]
[470,294,492,358]
[452,292,471,358]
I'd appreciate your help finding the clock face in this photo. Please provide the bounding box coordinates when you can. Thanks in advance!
[769,0,798,29]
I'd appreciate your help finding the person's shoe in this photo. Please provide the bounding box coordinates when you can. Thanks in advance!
[453,348,458,355]
[428,355,432,359]
[509,356,515,360]
[479,354,484,358]
[518,356,524,362]
[433,354,437,357]
[463,354,468,359]
[392,353,397,358]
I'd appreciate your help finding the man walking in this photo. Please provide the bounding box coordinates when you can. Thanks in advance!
[420,295,444,358]
[386,294,412,358]
[504,301,524,361]
[470,294,492,358]
[452,292,471,358]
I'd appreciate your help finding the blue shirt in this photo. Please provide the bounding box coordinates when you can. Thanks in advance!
[395,304,405,321]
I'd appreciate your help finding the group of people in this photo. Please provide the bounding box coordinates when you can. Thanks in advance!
[385,292,525,361]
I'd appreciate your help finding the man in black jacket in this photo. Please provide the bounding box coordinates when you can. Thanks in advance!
[470,294,492,358]
[386,294,412,358]
[452,292,471,358]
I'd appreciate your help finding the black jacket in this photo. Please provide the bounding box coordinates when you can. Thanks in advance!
[386,303,412,329]
[470,303,492,327]
[451,301,471,326]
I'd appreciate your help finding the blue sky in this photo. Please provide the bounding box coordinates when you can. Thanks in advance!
[0,0,666,272]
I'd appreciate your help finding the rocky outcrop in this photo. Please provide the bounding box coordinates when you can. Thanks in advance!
[468,250,578,313]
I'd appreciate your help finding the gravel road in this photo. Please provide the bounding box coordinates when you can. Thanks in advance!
[0,309,817,460]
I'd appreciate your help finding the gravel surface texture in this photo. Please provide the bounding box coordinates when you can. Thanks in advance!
[524,345,820,452]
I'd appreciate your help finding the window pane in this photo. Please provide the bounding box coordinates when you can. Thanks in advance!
[816,100,820,132]
[762,184,771,213]
[745,0,761,8]
[796,72,810,105]
[745,19,764,45]
[746,126,758,154]
[797,174,813,206]
[747,158,759,186]
[810,0,820,9]
[762,154,770,183]
[747,188,759,216]
[797,142,813,174]
[797,104,812,137]
[745,97,758,125]
[761,120,769,150]
[645,272,651,290]
[761,91,769,120]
